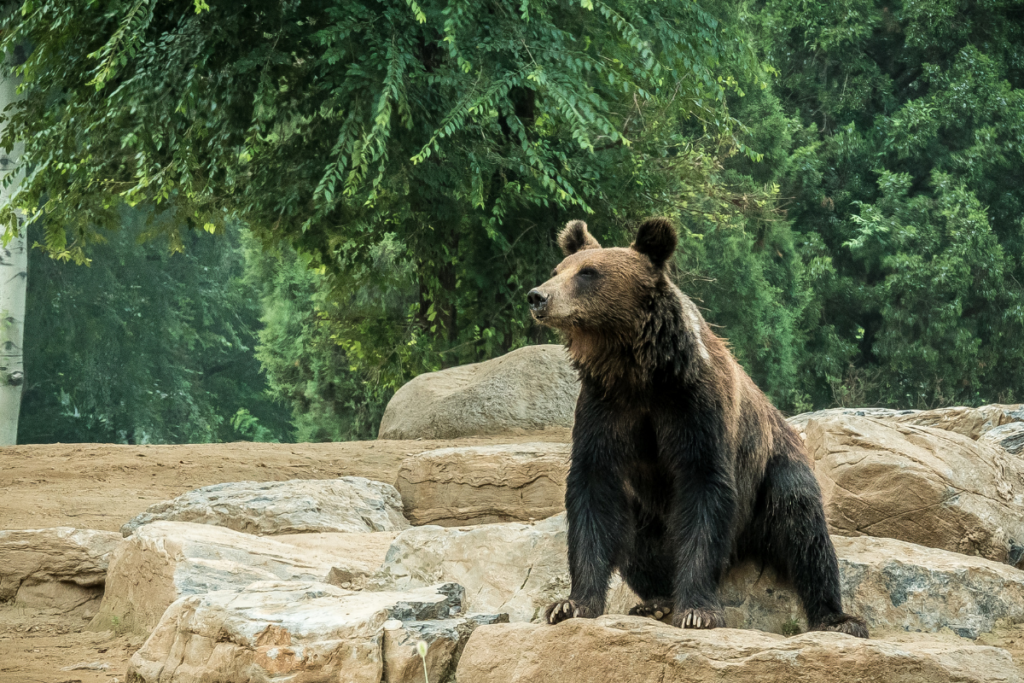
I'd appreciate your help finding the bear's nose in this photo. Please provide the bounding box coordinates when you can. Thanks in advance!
[527,288,548,312]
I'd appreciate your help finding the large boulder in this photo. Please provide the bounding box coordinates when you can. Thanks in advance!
[788,404,1024,440]
[127,580,504,683]
[806,416,1024,567]
[369,514,637,622]
[374,514,1024,637]
[121,478,409,537]
[456,616,1020,683]
[0,527,121,615]
[723,535,1024,639]
[378,345,578,440]
[395,443,569,525]
[91,521,395,634]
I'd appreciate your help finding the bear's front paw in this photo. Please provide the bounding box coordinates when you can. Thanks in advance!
[628,598,673,622]
[544,599,593,625]
[672,607,725,629]
[813,613,869,639]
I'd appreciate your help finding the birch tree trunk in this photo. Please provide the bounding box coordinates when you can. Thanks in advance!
[0,50,26,446]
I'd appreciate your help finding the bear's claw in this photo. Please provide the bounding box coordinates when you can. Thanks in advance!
[544,599,593,625]
[813,613,869,639]
[673,607,726,629]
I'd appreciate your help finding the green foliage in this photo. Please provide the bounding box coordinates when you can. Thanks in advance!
[740,0,1024,408]
[5,0,1024,437]
[242,235,388,441]
[0,0,768,429]
[17,212,292,444]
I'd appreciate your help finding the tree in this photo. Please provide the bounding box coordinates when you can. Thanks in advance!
[0,36,25,445]
[17,211,293,444]
[742,0,1024,408]
[0,0,760,419]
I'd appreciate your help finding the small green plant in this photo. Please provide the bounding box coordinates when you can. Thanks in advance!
[416,640,429,682]
[781,618,802,637]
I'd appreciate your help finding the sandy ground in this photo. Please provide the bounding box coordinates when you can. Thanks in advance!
[2,430,1022,681]
[0,604,142,683]
[0,432,571,533]
[0,433,569,682]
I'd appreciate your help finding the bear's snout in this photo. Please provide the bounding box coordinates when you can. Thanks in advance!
[527,288,549,314]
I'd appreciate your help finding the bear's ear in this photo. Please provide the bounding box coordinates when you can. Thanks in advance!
[558,220,602,256]
[631,217,677,269]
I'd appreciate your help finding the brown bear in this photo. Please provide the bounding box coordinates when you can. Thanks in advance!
[526,217,868,637]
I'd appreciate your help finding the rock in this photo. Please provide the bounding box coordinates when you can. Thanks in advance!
[90,521,390,634]
[375,512,1024,637]
[978,404,1024,427]
[383,613,507,683]
[891,406,1011,440]
[723,535,1024,638]
[788,407,918,431]
[127,580,497,683]
[378,345,579,440]
[275,531,398,585]
[806,416,1024,567]
[395,443,569,526]
[789,404,1024,440]
[456,616,1021,683]
[982,422,1024,455]
[121,478,409,537]
[0,527,121,615]
[370,514,639,623]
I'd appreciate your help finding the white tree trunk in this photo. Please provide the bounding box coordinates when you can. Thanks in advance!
[0,55,25,446]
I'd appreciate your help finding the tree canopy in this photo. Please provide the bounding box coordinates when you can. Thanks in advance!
[4,0,1024,443]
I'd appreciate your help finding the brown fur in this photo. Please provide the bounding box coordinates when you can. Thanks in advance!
[530,218,866,637]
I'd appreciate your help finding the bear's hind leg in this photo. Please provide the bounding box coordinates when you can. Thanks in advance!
[760,455,869,638]
[622,508,675,622]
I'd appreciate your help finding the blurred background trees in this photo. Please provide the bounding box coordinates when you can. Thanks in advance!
[2,0,1022,443]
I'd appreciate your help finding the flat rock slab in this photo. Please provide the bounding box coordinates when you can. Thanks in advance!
[375,514,1024,637]
[723,535,1024,638]
[0,527,120,614]
[121,477,409,537]
[806,416,1024,567]
[456,616,1021,683]
[378,344,579,439]
[91,521,392,634]
[127,580,500,683]
[275,531,397,587]
[395,443,570,526]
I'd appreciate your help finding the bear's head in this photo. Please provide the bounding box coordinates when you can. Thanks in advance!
[527,218,677,333]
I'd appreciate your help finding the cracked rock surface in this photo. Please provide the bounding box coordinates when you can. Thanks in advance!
[456,615,1021,683]
[374,513,1024,638]
[806,415,1024,567]
[983,422,1024,455]
[377,344,579,440]
[127,580,500,683]
[90,521,395,634]
[120,477,409,537]
[0,527,121,615]
[369,514,638,622]
[395,443,569,526]
[723,535,1024,638]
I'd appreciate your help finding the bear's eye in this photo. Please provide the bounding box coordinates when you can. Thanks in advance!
[551,269,558,278]
[577,267,599,278]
